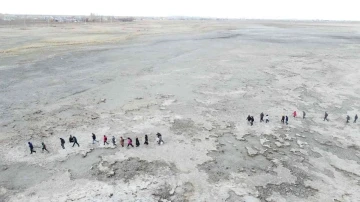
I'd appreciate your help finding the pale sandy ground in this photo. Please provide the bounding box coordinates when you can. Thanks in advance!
[0,20,360,202]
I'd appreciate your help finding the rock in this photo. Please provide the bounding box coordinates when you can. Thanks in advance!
[238,168,245,172]
[297,140,308,148]
[296,133,306,138]
[203,122,214,131]
[284,134,292,141]
[258,148,268,154]
[275,142,283,147]
[107,170,115,177]
[246,146,259,157]
[91,115,99,120]
[33,110,42,114]
[97,98,106,104]
[162,99,177,106]
[260,138,269,145]
[0,187,7,196]
[277,138,285,143]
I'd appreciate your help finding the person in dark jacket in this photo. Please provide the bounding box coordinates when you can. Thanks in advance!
[247,115,251,123]
[72,136,79,147]
[136,137,140,147]
[120,137,125,147]
[112,136,116,146]
[92,133,99,144]
[250,116,254,126]
[103,135,109,145]
[42,142,49,153]
[355,114,358,123]
[28,142,36,154]
[285,116,289,125]
[303,111,306,119]
[281,116,285,124]
[324,112,329,121]
[69,135,74,143]
[144,135,149,145]
[60,138,65,149]
[346,115,351,123]
[260,112,264,122]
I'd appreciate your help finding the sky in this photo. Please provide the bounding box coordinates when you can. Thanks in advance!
[1,0,360,21]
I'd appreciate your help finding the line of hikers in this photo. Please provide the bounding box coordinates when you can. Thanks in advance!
[28,142,49,154]
[91,133,163,147]
[28,133,165,154]
[247,111,358,126]
[27,112,358,154]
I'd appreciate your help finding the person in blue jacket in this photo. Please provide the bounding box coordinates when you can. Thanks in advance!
[28,142,36,154]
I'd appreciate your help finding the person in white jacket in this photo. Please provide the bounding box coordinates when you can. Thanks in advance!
[265,115,269,123]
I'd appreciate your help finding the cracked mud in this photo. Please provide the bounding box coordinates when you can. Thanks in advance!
[1,20,360,201]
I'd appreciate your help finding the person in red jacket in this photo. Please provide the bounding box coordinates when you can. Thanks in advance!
[293,111,297,118]
[127,137,134,148]
[103,135,109,145]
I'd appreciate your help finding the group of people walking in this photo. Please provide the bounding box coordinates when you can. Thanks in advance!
[27,110,359,154]
[27,132,165,154]
[92,133,159,147]
[346,114,358,123]
[247,111,358,126]
[28,142,49,154]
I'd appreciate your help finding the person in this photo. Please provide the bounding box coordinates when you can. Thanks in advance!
[42,142,49,153]
[247,115,251,124]
[265,114,269,123]
[28,142,36,154]
[103,135,109,145]
[250,116,254,126]
[285,116,289,125]
[69,135,74,143]
[260,112,264,122]
[293,111,297,118]
[60,138,65,149]
[346,115,350,123]
[92,133,99,144]
[72,136,80,147]
[324,112,329,121]
[355,114,358,123]
[157,133,164,145]
[144,134,149,145]
[281,116,285,124]
[127,137,134,147]
[303,111,306,119]
[120,137,124,147]
[136,137,140,147]
[112,136,116,146]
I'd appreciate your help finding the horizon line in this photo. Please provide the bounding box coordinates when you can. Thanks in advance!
[1,13,360,23]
